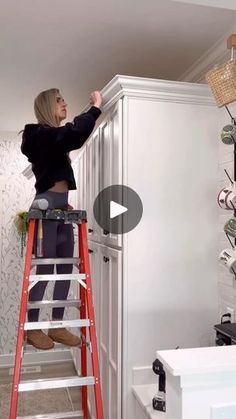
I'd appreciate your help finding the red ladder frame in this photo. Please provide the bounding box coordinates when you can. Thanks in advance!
[9,216,103,419]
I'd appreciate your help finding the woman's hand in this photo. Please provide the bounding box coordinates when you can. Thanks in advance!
[90,91,102,109]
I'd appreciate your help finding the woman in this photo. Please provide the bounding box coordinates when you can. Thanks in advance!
[21,88,102,350]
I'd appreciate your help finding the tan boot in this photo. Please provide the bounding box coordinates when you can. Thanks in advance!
[27,330,54,350]
[48,328,82,347]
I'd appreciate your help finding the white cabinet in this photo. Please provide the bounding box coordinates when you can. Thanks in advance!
[77,75,220,419]
[99,100,123,190]
[88,241,122,419]
[87,241,102,419]
[99,245,122,419]
[86,100,123,248]
[86,130,100,242]
[157,345,236,419]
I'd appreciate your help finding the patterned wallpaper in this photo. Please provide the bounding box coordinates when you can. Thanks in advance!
[0,138,79,356]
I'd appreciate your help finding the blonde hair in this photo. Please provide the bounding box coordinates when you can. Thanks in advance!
[34,88,61,127]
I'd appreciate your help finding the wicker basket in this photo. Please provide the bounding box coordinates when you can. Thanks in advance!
[206,59,236,108]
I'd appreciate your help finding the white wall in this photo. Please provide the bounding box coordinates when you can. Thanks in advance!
[0,135,35,356]
[218,103,236,321]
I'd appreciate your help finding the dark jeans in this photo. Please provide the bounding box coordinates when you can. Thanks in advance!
[28,191,74,322]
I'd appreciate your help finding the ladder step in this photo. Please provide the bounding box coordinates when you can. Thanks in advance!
[31,258,80,266]
[27,299,81,310]
[24,319,90,330]
[18,376,95,391]
[29,274,86,282]
[17,411,83,419]
[24,342,71,352]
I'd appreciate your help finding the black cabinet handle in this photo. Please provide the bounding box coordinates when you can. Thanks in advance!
[88,249,94,254]
[88,228,94,233]
[103,229,109,236]
[103,256,109,263]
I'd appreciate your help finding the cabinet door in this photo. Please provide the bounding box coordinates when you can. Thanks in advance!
[87,241,102,419]
[87,129,100,242]
[87,242,122,419]
[99,100,123,248]
[99,246,122,419]
[86,137,93,232]
[77,147,87,211]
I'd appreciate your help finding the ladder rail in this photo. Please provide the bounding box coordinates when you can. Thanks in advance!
[9,219,36,419]
[9,213,104,419]
[79,221,104,419]
[79,227,88,419]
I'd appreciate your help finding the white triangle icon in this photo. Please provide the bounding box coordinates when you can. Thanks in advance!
[110,200,128,219]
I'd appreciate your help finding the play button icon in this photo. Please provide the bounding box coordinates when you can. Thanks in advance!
[93,185,143,234]
[110,201,128,219]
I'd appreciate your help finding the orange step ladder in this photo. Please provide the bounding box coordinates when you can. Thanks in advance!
[9,208,103,419]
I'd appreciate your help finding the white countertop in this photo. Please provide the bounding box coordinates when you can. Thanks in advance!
[156,345,236,376]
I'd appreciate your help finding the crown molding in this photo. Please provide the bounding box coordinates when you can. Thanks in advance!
[82,74,216,116]
[179,25,236,83]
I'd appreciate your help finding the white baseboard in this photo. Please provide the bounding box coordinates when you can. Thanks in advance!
[0,348,72,368]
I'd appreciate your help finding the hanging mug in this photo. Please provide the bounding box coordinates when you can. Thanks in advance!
[219,248,236,273]
[221,124,236,145]
[224,217,236,238]
[217,183,236,209]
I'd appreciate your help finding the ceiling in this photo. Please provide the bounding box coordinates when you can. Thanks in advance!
[1,0,236,131]
[172,0,236,10]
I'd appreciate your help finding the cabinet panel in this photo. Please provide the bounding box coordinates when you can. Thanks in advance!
[85,100,123,247]
[87,242,122,419]
[110,250,120,367]
[87,241,101,419]
[86,137,93,226]
[98,100,123,248]
[87,130,100,242]
[100,253,110,351]
[110,101,123,186]
[77,146,87,211]
[100,246,122,419]
[88,241,101,344]
[100,119,111,191]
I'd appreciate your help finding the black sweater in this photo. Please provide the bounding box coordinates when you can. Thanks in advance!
[21,106,101,194]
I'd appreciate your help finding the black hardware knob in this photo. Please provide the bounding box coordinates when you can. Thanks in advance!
[103,229,109,236]
[88,228,94,233]
[103,256,109,263]
[88,249,94,254]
